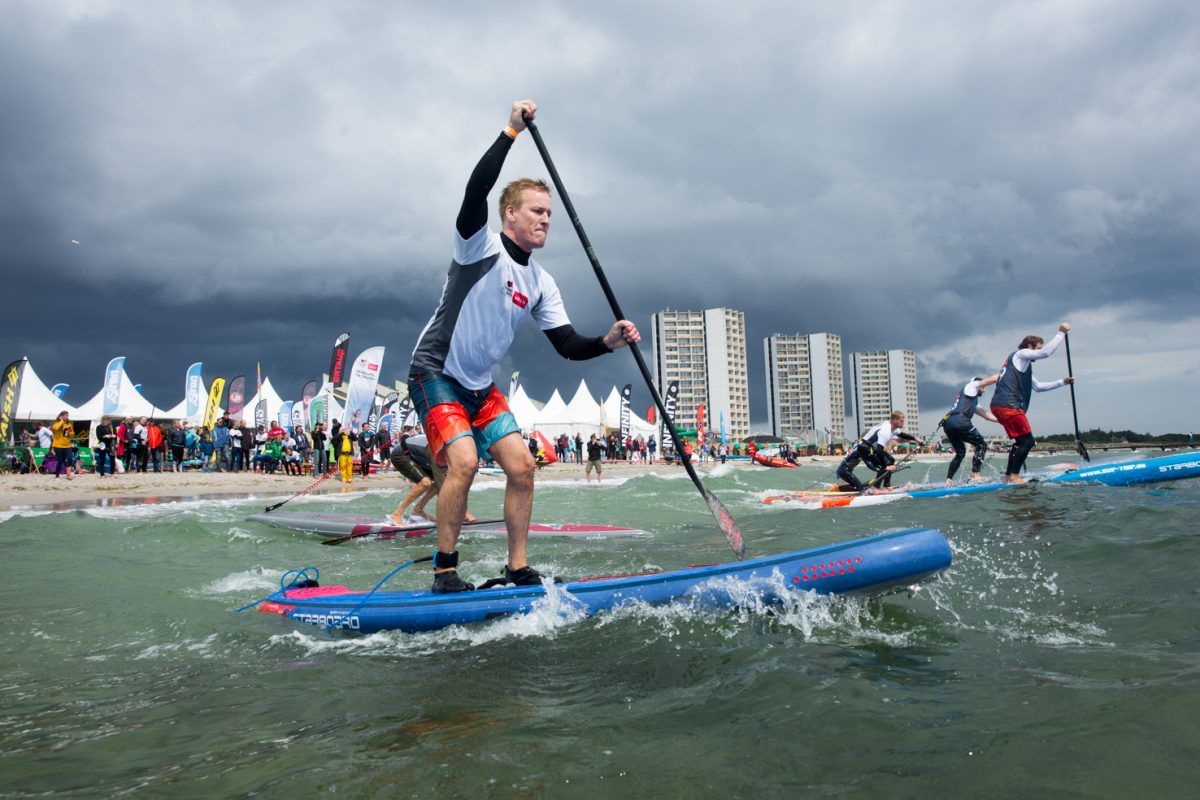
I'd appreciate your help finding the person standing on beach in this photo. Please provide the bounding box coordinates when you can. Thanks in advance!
[407,99,640,593]
[50,410,75,479]
[584,434,603,484]
[331,425,356,483]
[94,416,116,477]
[990,323,1076,484]
[942,375,1000,483]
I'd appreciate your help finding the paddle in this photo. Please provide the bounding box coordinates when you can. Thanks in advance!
[862,451,916,491]
[1063,333,1090,462]
[523,115,745,559]
[320,517,506,546]
[263,467,335,513]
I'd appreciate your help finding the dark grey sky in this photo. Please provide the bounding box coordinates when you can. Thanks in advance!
[4,1,1198,433]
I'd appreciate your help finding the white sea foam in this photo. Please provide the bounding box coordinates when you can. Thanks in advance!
[199,567,281,595]
[134,633,219,660]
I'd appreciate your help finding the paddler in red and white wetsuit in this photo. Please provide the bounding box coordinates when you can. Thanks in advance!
[406,99,641,593]
[990,322,1076,484]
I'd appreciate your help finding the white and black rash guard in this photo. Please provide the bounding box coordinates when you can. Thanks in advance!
[858,421,917,450]
[409,133,610,390]
[992,332,1067,410]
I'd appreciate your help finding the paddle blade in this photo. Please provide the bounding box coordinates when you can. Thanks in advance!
[1075,439,1091,463]
[704,489,745,560]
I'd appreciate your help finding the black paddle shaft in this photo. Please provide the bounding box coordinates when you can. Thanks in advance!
[1063,333,1090,462]
[522,116,745,559]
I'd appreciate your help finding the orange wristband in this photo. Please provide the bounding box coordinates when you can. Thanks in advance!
[504,125,520,139]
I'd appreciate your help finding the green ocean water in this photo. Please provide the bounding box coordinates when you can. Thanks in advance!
[3,453,1199,798]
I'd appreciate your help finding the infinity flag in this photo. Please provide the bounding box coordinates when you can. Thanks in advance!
[619,384,631,440]
[300,379,318,403]
[254,399,267,429]
[51,383,69,399]
[509,371,520,398]
[661,380,679,452]
[102,356,125,415]
[0,359,27,445]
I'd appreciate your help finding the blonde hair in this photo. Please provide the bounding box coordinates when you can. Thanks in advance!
[498,178,551,220]
[890,411,905,422]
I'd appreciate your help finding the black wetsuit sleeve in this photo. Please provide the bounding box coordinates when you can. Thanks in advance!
[895,432,918,442]
[544,324,611,361]
[456,133,516,238]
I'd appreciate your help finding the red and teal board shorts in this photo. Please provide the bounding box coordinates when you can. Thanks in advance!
[407,368,520,465]
[991,405,1032,438]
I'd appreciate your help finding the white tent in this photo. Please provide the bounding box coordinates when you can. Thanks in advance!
[13,360,79,420]
[601,386,657,440]
[75,367,170,420]
[238,377,286,426]
[520,379,603,439]
[507,385,542,431]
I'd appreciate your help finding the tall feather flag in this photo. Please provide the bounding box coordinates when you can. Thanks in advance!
[0,359,28,445]
[203,378,226,430]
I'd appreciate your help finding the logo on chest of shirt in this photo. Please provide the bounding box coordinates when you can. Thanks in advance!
[505,280,528,309]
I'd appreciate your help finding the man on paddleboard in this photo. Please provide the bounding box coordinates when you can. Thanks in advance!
[990,323,1075,484]
[942,375,1000,484]
[408,99,640,593]
[836,411,924,491]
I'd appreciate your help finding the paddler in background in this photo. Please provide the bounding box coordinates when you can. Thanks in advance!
[942,374,1000,484]
[990,322,1076,484]
[406,98,640,593]
[387,426,477,526]
[836,411,924,491]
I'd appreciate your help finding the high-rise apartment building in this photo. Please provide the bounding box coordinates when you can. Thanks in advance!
[849,349,919,437]
[763,332,845,441]
[651,307,750,442]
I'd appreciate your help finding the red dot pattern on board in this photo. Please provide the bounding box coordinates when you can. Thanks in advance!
[793,556,866,584]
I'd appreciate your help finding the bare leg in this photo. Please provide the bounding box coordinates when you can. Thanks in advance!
[488,432,536,570]
[435,436,479,562]
[390,478,433,524]
[411,481,438,519]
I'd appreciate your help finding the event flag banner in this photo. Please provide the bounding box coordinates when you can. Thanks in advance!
[330,333,350,387]
[203,377,225,430]
[51,383,68,399]
[227,375,246,417]
[184,362,204,423]
[343,346,385,432]
[254,399,267,429]
[378,412,396,435]
[1,359,27,445]
[291,403,305,431]
[646,405,655,425]
[509,371,519,399]
[619,383,631,440]
[660,380,679,453]
[382,391,399,412]
[696,403,706,447]
[721,412,728,445]
[300,379,318,403]
[308,394,328,430]
[278,401,294,432]
[102,356,125,415]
